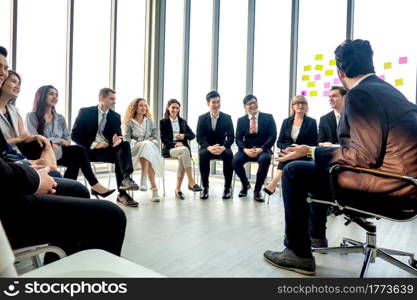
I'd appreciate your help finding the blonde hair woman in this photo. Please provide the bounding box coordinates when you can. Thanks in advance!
[263,95,317,195]
[122,98,163,201]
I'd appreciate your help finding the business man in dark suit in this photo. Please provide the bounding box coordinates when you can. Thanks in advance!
[232,94,277,202]
[318,86,346,146]
[0,46,127,261]
[72,88,139,207]
[196,91,234,199]
[264,39,417,275]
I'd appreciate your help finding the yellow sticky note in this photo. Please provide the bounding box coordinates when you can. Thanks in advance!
[384,62,392,69]
[315,64,323,71]
[329,59,336,66]
[307,81,315,88]
[395,79,403,86]
[315,54,323,60]
[325,69,334,76]
[304,65,312,71]
[309,90,318,97]
[302,75,310,81]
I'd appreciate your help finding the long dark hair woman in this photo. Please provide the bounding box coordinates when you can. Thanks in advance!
[159,99,202,199]
[25,85,115,198]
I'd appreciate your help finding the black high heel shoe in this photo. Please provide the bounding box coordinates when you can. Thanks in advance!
[188,184,202,192]
[175,191,185,200]
[263,187,275,196]
[91,188,116,199]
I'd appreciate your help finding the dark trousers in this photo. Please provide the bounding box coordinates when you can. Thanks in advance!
[0,178,126,260]
[87,141,133,195]
[232,150,271,192]
[57,145,98,186]
[281,161,331,258]
[199,148,233,188]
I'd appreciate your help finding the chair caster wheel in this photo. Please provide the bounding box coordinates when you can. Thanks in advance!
[409,258,417,269]
[340,242,348,247]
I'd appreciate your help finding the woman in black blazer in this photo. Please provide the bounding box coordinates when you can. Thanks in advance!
[264,95,318,195]
[160,99,202,199]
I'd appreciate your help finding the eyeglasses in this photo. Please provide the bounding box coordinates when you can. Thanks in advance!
[245,101,257,106]
[293,101,307,105]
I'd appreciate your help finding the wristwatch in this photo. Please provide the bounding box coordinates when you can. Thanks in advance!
[306,146,314,158]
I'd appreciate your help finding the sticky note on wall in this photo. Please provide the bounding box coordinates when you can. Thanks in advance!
[315,54,323,60]
[329,59,336,66]
[325,69,334,76]
[314,74,321,81]
[395,79,404,86]
[309,91,318,97]
[304,65,312,71]
[307,82,316,87]
[301,90,307,96]
[323,91,330,97]
[315,65,323,70]
[302,75,310,81]
[378,75,385,81]
[324,82,331,89]
[399,57,408,64]
[333,78,341,84]
[384,62,392,69]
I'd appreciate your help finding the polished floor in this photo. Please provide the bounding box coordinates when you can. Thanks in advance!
[99,169,416,278]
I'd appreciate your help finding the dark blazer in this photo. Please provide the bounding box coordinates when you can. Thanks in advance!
[315,75,417,201]
[196,112,234,150]
[0,131,39,197]
[160,117,195,158]
[71,106,122,149]
[318,111,338,144]
[277,115,318,150]
[235,112,277,153]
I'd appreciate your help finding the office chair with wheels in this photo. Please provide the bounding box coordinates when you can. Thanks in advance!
[308,164,417,277]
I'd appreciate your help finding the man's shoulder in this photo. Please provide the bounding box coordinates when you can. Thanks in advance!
[219,111,231,119]
[198,112,210,120]
[259,111,274,120]
[320,111,334,121]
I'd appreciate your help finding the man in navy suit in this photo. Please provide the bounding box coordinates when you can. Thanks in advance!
[232,94,277,202]
[72,88,139,207]
[264,39,417,275]
[318,86,346,146]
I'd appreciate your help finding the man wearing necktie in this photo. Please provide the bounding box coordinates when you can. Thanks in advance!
[318,86,346,147]
[232,94,277,202]
[72,88,139,207]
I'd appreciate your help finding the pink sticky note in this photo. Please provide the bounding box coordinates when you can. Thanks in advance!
[378,75,385,81]
[323,91,330,97]
[399,57,408,64]
[333,78,341,84]
[314,74,321,81]
[301,90,307,96]
[324,82,331,89]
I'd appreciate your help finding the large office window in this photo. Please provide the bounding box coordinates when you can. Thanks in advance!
[163,0,185,111]
[0,0,12,52]
[355,0,417,102]
[218,0,248,125]
[297,0,347,122]
[72,0,111,123]
[115,0,147,117]
[16,0,67,120]
[253,0,292,130]
[187,0,213,129]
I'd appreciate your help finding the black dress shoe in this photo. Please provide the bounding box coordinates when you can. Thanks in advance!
[175,191,185,200]
[222,187,232,199]
[200,187,209,199]
[119,177,139,191]
[263,187,275,196]
[254,190,265,202]
[91,188,116,199]
[117,193,139,207]
[188,184,203,192]
[238,183,251,197]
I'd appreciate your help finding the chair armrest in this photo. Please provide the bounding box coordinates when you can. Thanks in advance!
[14,244,66,263]
[331,165,417,186]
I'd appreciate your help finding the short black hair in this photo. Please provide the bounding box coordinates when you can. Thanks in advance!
[329,86,347,97]
[206,91,220,103]
[243,94,257,105]
[99,87,115,98]
[0,46,7,57]
[334,39,375,78]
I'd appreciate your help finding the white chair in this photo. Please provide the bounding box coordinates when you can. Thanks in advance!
[162,157,198,197]
[0,221,164,278]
